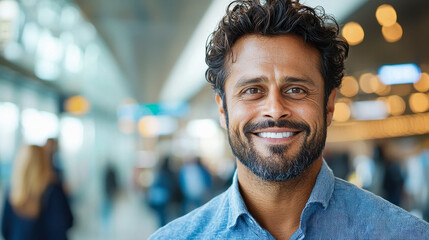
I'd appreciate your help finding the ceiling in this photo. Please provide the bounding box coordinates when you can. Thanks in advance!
[73,0,429,104]
[74,0,212,102]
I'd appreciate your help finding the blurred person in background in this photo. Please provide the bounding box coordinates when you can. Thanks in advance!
[150,0,429,239]
[101,162,119,235]
[405,143,429,221]
[1,145,73,240]
[324,151,351,181]
[43,138,64,183]
[380,147,405,206]
[43,138,72,198]
[179,156,212,214]
[146,156,180,227]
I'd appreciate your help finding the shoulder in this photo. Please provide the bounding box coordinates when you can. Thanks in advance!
[330,177,429,237]
[45,182,67,198]
[332,177,403,214]
[149,191,230,240]
[42,182,70,211]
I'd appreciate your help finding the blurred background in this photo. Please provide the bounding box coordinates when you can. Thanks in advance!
[0,0,428,239]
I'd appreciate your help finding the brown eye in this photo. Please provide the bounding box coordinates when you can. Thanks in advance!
[285,87,307,99]
[286,88,305,94]
[241,87,264,100]
[244,88,262,94]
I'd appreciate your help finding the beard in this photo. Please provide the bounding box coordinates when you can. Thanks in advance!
[227,118,327,182]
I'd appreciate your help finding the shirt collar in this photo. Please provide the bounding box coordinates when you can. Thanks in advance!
[226,159,335,228]
[227,169,249,229]
[306,159,335,209]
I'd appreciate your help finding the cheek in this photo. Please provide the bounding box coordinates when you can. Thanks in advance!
[294,102,325,126]
[228,101,258,129]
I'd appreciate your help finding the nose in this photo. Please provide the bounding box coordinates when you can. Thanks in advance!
[261,90,290,120]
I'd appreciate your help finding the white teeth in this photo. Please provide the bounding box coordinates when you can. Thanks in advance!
[257,132,294,138]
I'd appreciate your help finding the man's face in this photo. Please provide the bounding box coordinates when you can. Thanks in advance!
[216,34,336,181]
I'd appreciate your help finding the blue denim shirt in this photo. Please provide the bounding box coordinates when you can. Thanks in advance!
[150,161,429,239]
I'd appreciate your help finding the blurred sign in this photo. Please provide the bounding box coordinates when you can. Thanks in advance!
[117,102,189,121]
[138,102,189,117]
[378,63,421,85]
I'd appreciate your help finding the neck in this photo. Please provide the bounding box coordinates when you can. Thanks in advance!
[237,157,322,240]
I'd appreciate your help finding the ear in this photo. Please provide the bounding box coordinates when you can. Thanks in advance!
[215,94,227,129]
[326,88,336,127]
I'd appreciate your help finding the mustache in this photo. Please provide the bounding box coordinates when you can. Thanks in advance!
[243,119,310,135]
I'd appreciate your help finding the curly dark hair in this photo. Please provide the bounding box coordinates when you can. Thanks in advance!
[205,0,349,105]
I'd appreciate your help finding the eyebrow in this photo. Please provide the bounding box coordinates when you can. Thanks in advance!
[233,77,268,89]
[282,77,316,87]
[234,76,316,89]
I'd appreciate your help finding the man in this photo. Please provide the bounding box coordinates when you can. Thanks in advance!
[150,0,429,239]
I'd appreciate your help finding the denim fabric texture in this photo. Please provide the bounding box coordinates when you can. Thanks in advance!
[149,161,429,240]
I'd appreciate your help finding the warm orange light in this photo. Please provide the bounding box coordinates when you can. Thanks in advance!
[333,102,351,122]
[385,95,405,116]
[375,4,397,27]
[64,95,90,115]
[409,93,429,113]
[375,79,391,96]
[414,72,429,92]
[359,73,378,94]
[328,113,429,142]
[342,22,364,46]
[138,116,159,137]
[340,76,359,97]
[382,22,403,43]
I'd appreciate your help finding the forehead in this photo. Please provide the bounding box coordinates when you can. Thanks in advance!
[225,34,323,87]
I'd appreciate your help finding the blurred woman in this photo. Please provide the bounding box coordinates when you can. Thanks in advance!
[1,145,73,240]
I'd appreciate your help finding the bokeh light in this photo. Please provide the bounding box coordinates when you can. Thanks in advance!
[138,116,159,137]
[64,95,90,115]
[414,72,429,92]
[342,22,364,46]
[382,22,403,43]
[340,76,359,97]
[333,102,351,122]
[385,95,406,116]
[359,73,379,94]
[409,93,429,113]
[375,80,391,96]
[375,4,397,27]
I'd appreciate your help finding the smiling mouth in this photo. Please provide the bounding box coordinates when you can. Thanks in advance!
[256,132,299,138]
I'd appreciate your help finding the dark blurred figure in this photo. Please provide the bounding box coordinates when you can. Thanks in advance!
[43,138,64,183]
[102,163,119,221]
[179,156,212,214]
[325,152,351,180]
[104,163,119,204]
[100,162,119,237]
[382,161,405,206]
[1,145,73,240]
[146,156,178,227]
[377,144,405,206]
